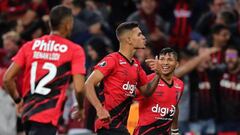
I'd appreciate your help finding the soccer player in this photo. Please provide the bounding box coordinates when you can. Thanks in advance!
[134,48,184,135]
[3,5,86,135]
[84,22,160,135]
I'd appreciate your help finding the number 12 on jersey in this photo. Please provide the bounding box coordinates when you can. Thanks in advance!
[30,61,57,95]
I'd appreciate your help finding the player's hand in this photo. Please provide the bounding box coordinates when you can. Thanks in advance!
[16,100,23,116]
[145,56,161,75]
[71,106,85,121]
[96,107,111,122]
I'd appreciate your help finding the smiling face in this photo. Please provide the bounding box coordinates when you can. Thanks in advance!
[158,53,178,76]
[225,48,239,71]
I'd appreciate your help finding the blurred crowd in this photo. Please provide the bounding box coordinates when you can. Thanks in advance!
[0,0,240,135]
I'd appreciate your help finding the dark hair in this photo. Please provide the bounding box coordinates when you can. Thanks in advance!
[226,44,240,54]
[211,24,229,35]
[159,47,178,60]
[218,11,237,25]
[72,0,86,9]
[49,5,72,31]
[116,21,139,39]
[87,37,109,62]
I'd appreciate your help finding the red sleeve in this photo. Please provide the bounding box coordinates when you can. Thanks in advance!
[137,64,148,88]
[11,43,27,67]
[94,55,115,77]
[71,46,86,75]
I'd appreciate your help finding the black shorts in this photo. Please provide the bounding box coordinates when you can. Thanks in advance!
[24,121,57,135]
[97,127,130,135]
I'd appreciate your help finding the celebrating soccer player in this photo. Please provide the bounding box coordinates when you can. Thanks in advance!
[3,5,86,135]
[85,22,160,135]
[134,48,184,135]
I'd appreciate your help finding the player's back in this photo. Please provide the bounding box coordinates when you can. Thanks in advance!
[12,34,85,126]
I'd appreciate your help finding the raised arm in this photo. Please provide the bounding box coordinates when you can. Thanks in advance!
[138,57,160,97]
[175,47,219,78]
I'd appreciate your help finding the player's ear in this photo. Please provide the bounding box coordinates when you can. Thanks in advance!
[175,62,179,68]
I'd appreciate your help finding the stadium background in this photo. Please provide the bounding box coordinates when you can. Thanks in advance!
[0,0,240,135]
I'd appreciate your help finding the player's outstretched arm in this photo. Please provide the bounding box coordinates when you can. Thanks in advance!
[73,74,85,118]
[85,70,110,121]
[139,57,160,97]
[3,62,22,103]
[139,75,160,97]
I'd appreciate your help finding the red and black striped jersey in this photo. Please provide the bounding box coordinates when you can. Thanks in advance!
[94,52,148,131]
[134,73,184,135]
[12,34,86,126]
[218,70,240,122]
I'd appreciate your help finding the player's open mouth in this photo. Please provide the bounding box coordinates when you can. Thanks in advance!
[162,66,170,71]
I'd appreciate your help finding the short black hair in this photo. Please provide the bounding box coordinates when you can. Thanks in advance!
[49,5,72,31]
[211,24,229,35]
[116,21,139,39]
[218,11,237,25]
[72,0,86,9]
[159,47,178,60]
[226,44,240,54]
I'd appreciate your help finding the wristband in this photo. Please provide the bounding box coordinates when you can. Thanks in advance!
[14,97,22,104]
[171,128,179,135]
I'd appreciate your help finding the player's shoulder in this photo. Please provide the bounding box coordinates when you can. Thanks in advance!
[173,76,184,88]
[103,52,119,60]
[147,73,156,81]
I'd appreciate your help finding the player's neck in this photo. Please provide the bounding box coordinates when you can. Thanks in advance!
[50,31,66,38]
[119,45,135,61]
[161,74,173,84]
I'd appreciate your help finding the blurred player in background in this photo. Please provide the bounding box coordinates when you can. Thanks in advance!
[3,5,86,135]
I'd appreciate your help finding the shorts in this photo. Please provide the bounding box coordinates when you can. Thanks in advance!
[97,127,130,135]
[24,121,57,135]
[133,125,170,135]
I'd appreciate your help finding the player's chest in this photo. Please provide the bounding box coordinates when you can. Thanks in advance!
[153,83,181,104]
[113,63,139,81]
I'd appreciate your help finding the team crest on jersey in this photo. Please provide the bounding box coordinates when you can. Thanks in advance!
[98,61,107,67]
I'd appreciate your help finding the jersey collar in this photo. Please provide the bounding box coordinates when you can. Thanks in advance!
[161,77,174,88]
[118,52,134,65]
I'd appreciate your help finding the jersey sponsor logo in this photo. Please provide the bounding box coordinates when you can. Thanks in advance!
[134,64,138,67]
[158,83,165,86]
[151,104,175,120]
[98,61,106,67]
[174,84,182,89]
[119,60,127,65]
[32,40,68,53]
[122,81,137,95]
[198,82,211,90]
[220,79,240,91]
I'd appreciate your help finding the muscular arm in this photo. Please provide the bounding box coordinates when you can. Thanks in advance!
[3,63,21,100]
[139,74,160,97]
[85,70,110,120]
[175,55,205,78]
[73,74,85,110]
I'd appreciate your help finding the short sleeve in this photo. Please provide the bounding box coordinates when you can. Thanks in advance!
[71,46,86,75]
[137,65,148,88]
[94,55,115,77]
[11,44,27,67]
